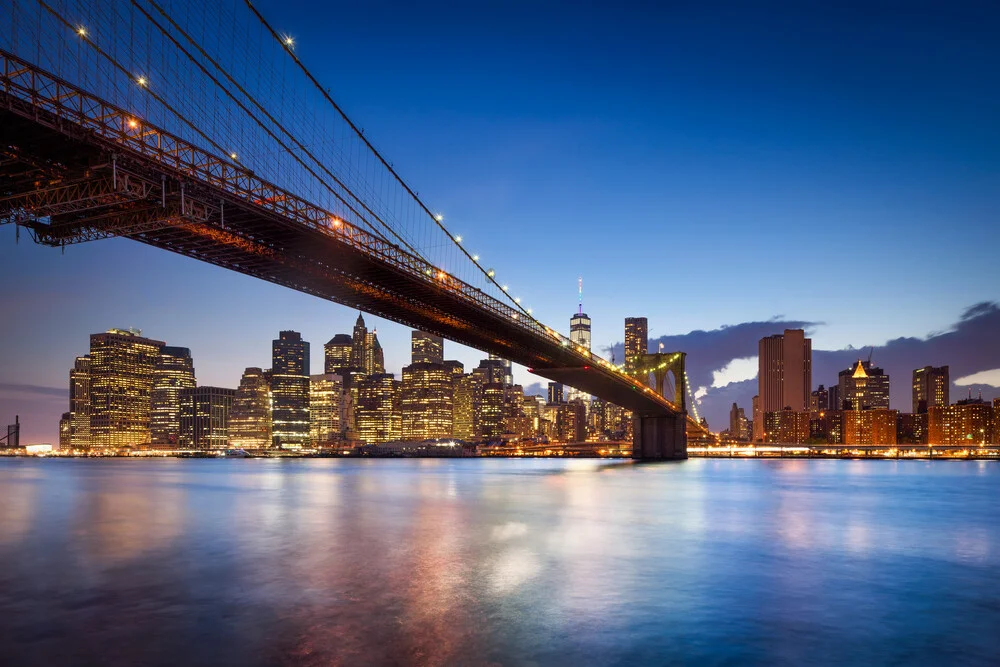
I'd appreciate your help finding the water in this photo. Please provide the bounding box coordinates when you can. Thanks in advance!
[0,458,997,666]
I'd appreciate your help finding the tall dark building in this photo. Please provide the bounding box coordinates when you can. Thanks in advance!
[180,386,235,449]
[271,330,310,449]
[88,328,165,448]
[838,360,890,411]
[350,313,368,371]
[547,382,564,405]
[755,329,811,439]
[411,331,444,364]
[809,385,829,413]
[324,334,354,373]
[624,317,648,367]
[151,346,196,447]
[69,355,91,449]
[913,366,949,413]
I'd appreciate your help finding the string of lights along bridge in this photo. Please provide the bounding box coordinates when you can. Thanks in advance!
[0,0,706,458]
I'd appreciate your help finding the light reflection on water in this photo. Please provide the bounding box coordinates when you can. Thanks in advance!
[0,458,998,666]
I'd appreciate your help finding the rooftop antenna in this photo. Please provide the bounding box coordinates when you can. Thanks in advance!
[867,346,874,365]
[578,276,583,315]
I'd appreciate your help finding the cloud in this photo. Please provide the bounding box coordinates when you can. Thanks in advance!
[711,356,758,388]
[954,368,1000,387]
[0,383,66,398]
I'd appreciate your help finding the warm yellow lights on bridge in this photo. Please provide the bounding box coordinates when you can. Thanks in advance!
[283,35,295,47]
[330,217,342,228]
[230,152,238,160]
[527,308,532,314]
[454,235,462,243]
[514,297,521,304]
[77,26,86,36]
[487,269,495,277]
[136,76,147,86]
[127,118,139,129]
[437,271,447,280]
[472,254,479,261]
[501,285,508,291]
[435,214,444,222]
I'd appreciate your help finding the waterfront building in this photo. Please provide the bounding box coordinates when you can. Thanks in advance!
[69,355,91,449]
[355,373,401,444]
[994,398,1000,445]
[828,384,842,411]
[150,346,196,447]
[88,328,165,448]
[475,382,506,440]
[179,386,235,449]
[557,400,587,442]
[323,334,353,374]
[809,385,829,413]
[452,374,477,441]
[310,373,343,445]
[912,366,949,413]
[729,402,750,441]
[624,317,648,369]
[763,409,810,444]
[271,330,311,449]
[843,409,898,446]
[401,362,454,440]
[503,385,534,439]
[756,329,811,439]
[59,412,71,449]
[838,360,890,410]
[928,398,993,446]
[751,394,761,441]
[411,331,444,364]
[229,367,271,449]
[809,410,843,444]
[897,412,928,445]
[547,382,564,405]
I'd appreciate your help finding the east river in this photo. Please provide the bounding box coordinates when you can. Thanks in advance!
[0,458,997,666]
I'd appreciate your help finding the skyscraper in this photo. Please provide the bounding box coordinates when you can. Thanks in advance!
[838,360,890,411]
[179,386,235,450]
[452,374,477,441]
[350,313,368,371]
[355,373,400,444]
[370,331,385,374]
[624,317,648,367]
[809,385,829,413]
[913,366,949,413]
[150,346,196,447]
[547,382,564,405]
[476,382,506,440]
[487,353,513,386]
[411,331,444,364]
[229,367,271,449]
[324,334,354,373]
[69,355,91,449]
[271,330,310,449]
[310,373,343,445]
[88,328,164,448]
[401,362,453,440]
[570,278,592,352]
[755,329,811,438]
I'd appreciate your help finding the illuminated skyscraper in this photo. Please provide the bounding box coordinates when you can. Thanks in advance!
[624,317,648,368]
[912,366,949,414]
[230,367,271,449]
[179,386,235,449]
[838,360,890,411]
[842,408,897,445]
[755,329,811,439]
[547,382,564,405]
[569,277,592,351]
[370,331,385,374]
[476,382,506,440]
[271,330,311,449]
[350,313,368,370]
[324,334,354,373]
[401,362,453,440]
[150,346,196,447]
[88,328,164,448]
[310,373,343,445]
[452,374,477,441]
[59,412,71,449]
[356,373,400,444]
[557,401,587,442]
[411,331,444,364]
[487,353,513,386]
[928,398,993,445]
[69,355,91,449]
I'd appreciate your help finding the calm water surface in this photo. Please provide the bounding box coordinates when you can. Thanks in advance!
[0,458,997,666]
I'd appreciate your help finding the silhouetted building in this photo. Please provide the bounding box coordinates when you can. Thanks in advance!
[897,412,928,445]
[839,360,890,410]
[547,382,564,405]
[271,330,310,449]
[310,373,344,445]
[69,355,91,449]
[809,385,829,413]
[59,412,71,449]
[324,334,353,374]
[487,353,513,386]
[912,366,949,414]
[401,362,453,440]
[150,346,196,447]
[229,367,272,449]
[729,402,750,441]
[624,317,648,369]
[350,313,368,370]
[411,331,444,364]
[828,384,841,412]
[88,328,164,448]
[756,330,811,439]
[180,386,235,449]
[810,410,843,444]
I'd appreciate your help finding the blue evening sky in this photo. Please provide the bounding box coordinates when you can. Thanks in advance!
[2,0,999,441]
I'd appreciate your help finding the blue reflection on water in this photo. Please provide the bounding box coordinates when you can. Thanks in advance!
[0,458,997,666]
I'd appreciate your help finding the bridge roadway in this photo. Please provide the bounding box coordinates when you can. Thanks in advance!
[0,51,698,457]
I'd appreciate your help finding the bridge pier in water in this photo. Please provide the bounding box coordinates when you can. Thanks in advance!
[632,414,688,460]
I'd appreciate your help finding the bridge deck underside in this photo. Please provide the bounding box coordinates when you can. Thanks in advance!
[0,94,679,417]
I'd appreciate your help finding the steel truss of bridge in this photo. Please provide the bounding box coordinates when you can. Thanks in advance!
[0,49,706,456]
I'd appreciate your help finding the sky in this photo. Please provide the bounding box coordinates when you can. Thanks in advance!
[2,0,999,443]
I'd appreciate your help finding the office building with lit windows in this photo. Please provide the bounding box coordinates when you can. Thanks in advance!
[356,373,400,444]
[411,331,444,364]
[755,329,811,440]
[179,386,235,449]
[912,365,949,413]
[624,317,648,368]
[88,328,165,448]
[150,346,196,447]
[310,373,343,445]
[928,398,993,446]
[324,334,354,373]
[452,374,477,441]
[230,367,272,449]
[401,362,453,440]
[69,355,91,449]
[838,360,890,410]
[475,382,506,440]
[842,409,898,446]
[271,330,310,449]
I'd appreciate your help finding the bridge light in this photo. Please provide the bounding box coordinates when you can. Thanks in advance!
[514,297,521,304]
[437,271,446,280]
[77,26,86,36]
[487,269,495,277]
[283,35,295,47]
[136,76,147,86]
[127,118,139,129]
[527,308,532,314]
[435,214,444,222]
[230,152,238,160]
[472,254,479,261]
[512,313,519,320]
[331,217,342,228]
[501,284,508,291]
[454,235,462,243]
